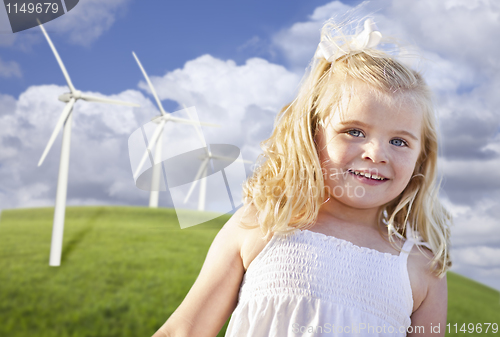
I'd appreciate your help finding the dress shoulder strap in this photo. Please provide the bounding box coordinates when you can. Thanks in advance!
[399,238,415,263]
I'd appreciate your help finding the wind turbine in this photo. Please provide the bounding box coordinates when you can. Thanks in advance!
[131,52,219,208]
[37,23,140,267]
[182,118,252,211]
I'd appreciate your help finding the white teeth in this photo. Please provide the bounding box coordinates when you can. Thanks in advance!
[350,170,386,180]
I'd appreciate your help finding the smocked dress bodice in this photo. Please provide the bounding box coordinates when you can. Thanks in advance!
[225,229,415,336]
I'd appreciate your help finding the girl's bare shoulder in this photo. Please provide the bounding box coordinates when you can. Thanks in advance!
[407,244,448,334]
[407,244,444,313]
[226,203,272,271]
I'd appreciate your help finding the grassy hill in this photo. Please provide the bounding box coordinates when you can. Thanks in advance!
[0,206,498,337]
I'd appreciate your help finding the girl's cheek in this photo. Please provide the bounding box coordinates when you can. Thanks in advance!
[398,158,418,180]
[339,145,358,164]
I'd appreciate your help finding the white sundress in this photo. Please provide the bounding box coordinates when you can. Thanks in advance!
[225,229,416,336]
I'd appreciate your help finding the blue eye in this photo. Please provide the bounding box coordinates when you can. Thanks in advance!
[347,129,364,137]
[390,138,407,147]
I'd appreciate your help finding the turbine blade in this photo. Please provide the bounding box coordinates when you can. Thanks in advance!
[38,22,76,93]
[183,158,209,204]
[167,115,220,128]
[80,94,140,107]
[182,104,207,148]
[38,98,76,166]
[132,52,166,115]
[133,150,150,181]
[133,121,166,179]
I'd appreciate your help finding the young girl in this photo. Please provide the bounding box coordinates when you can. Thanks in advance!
[153,17,451,337]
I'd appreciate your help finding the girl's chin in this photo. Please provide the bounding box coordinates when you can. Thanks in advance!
[328,194,394,210]
[342,199,387,210]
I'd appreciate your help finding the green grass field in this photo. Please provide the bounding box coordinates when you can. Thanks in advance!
[0,206,498,337]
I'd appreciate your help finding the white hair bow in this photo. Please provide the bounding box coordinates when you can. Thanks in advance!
[315,18,383,62]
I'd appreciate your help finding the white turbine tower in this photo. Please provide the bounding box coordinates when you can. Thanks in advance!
[182,120,252,211]
[131,52,218,208]
[37,23,140,267]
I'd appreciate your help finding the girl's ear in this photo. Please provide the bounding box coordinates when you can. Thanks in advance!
[414,151,427,176]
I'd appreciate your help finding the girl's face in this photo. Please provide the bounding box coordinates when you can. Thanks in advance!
[317,83,423,210]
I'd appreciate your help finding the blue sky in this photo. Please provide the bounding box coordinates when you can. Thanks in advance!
[1,0,500,292]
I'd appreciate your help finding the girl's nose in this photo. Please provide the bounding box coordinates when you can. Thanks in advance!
[362,141,388,164]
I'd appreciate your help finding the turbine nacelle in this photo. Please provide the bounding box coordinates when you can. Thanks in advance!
[58,90,82,102]
[58,93,71,102]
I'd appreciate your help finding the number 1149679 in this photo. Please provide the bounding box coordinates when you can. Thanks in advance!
[5,2,59,14]
[447,323,498,334]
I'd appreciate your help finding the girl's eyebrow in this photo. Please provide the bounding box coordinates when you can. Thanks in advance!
[338,119,419,141]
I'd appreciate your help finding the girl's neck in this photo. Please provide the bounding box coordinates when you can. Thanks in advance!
[316,197,382,231]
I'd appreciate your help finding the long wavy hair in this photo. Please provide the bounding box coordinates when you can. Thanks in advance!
[242,26,452,277]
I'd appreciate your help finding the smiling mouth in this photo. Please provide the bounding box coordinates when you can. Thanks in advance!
[347,169,388,181]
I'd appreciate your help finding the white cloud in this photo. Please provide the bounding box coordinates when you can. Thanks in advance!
[47,0,131,46]
[444,196,500,291]
[440,158,500,191]
[146,55,299,114]
[270,0,500,87]
[0,93,16,115]
[386,0,500,72]
[419,51,477,96]
[309,1,356,21]
[454,214,499,247]
[0,57,21,78]
[15,182,52,208]
[142,54,300,158]
[450,264,500,292]
[0,84,153,210]
[271,1,355,69]
[453,246,500,267]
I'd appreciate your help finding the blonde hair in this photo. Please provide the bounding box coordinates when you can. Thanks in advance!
[242,26,452,277]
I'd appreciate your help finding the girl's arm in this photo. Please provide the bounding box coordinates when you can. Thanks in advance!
[408,258,448,336]
[151,207,252,337]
